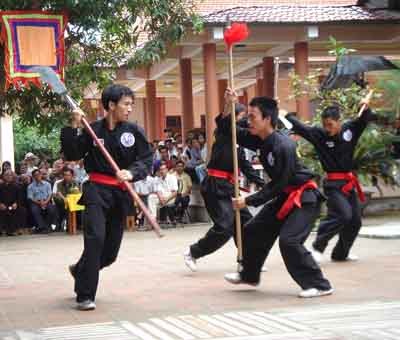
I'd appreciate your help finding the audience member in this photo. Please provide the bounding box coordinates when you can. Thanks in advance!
[148,162,178,225]
[0,170,26,236]
[53,166,80,231]
[27,168,58,234]
[173,160,192,223]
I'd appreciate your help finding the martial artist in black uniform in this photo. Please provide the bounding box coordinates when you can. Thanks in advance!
[286,104,375,262]
[61,84,153,310]
[222,92,332,298]
[184,103,265,272]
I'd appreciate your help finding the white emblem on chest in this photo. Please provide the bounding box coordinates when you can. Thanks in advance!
[343,129,353,142]
[93,139,104,147]
[267,152,275,166]
[120,132,135,147]
[326,141,335,148]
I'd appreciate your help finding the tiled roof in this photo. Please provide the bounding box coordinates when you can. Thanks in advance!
[202,5,400,24]
[195,0,359,15]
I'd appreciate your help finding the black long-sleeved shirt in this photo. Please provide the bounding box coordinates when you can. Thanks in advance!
[286,109,375,173]
[216,115,315,207]
[207,117,265,187]
[60,119,153,182]
[0,183,24,206]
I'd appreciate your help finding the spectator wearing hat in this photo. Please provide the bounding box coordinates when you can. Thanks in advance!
[24,152,39,175]
[27,168,58,233]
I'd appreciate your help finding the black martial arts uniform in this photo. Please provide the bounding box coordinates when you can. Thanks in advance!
[190,117,265,260]
[286,109,375,260]
[218,115,331,289]
[61,119,153,303]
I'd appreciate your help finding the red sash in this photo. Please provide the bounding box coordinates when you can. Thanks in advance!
[89,172,126,191]
[326,172,365,202]
[207,168,250,193]
[276,180,318,220]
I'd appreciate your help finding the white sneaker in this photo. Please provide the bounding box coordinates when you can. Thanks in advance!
[298,287,334,298]
[309,246,323,264]
[346,253,359,261]
[332,253,359,262]
[224,272,259,286]
[50,224,57,231]
[183,248,197,272]
[76,299,96,311]
[261,266,267,272]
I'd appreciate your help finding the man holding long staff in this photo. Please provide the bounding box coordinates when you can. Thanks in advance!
[61,84,153,310]
[222,89,333,298]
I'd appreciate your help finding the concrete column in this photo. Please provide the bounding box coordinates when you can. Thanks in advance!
[0,115,15,170]
[218,79,228,113]
[156,97,166,140]
[294,41,310,118]
[145,80,157,141]
[255,66,263,97]
[262,57,275,98]
[203,43,219,155]
[179,58,195,140]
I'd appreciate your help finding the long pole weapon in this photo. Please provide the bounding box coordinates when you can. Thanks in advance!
[223,22,249,268]
[31,66,163,238]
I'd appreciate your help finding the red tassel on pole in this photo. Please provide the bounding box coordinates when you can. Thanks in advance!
[224,23,249,49]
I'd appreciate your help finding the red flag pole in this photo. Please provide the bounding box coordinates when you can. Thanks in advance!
[227,45,243,265]
[224,22,249,268]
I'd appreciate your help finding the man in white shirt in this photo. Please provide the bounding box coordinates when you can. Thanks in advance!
[148,162,178,226]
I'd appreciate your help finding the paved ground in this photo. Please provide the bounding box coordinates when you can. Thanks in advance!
[0,214,399,339]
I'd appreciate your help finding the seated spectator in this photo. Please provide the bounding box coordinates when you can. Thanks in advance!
[24,152,39,175]
[148,162,178,225]
[18,173,34,231]
[186,137,206,182]
[165,138,178,157]
[39,166,50,183]
[134,175,157,229]
[72,159,88,187]
[173,160,192,223]
[27,169,58,234]
[17,161,28,176]
[153,145,174,173]
[183,138,192,161]
[0,170,26,236]
[49,158,65,184]
[53,166,80,231]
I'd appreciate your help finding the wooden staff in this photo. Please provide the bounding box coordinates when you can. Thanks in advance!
[227,45,243,265]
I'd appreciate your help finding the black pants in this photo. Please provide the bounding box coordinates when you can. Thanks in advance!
[190,176,253,259]
[30,203,58,231]
[313,188,361,261]
[73,182,127,302]
[0,207,27,234]
[240,200,331,291]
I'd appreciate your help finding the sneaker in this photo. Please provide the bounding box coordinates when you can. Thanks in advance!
[332,253,359,262]
[50,224,57,231]
[224,272,259,287]
[76,299,96,311]
[261,266,267,272]
[68,264,76,279]
[183,247,197,272]
[309,246,323,264]
[298,287,334,298]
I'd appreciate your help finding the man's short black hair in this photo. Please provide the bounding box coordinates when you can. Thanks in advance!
[159,145,168,152]
[101,84,134,110]
[62,166,74,175]
[249,97,278,128]
[321,106,341,121]
[235,103,247,116]
[176,160,185,166]
[32,168,40,177]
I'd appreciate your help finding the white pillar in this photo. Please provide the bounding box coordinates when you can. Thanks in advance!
[0,115,15,170]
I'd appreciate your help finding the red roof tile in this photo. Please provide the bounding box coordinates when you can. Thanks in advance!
[196,0,359,15]
[202,5,400,24]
